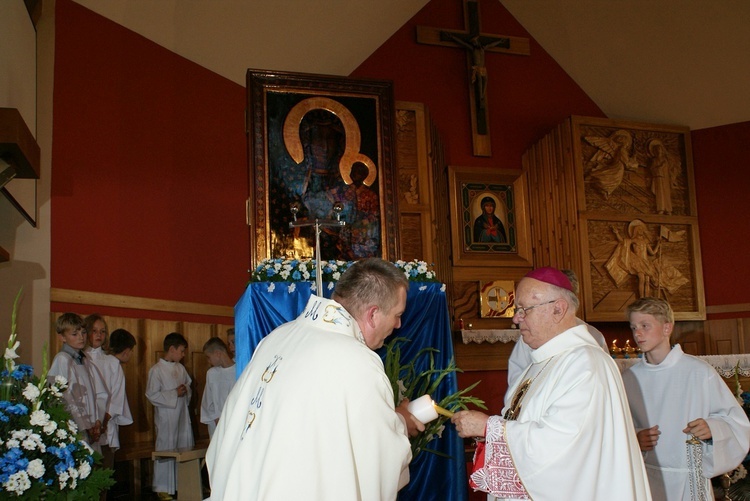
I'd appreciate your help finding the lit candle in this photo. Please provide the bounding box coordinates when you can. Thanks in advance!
[407,394,439,424]
[433,402,455,418]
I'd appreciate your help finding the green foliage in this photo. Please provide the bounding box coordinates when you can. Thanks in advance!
[383,337,486,458]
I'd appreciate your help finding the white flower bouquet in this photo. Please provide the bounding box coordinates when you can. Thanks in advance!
[251,258,440,284]
[0,291,114,499]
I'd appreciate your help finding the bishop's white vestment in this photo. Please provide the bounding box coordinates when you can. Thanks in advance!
[86,346,132,450]
[472,324,651,500]
[200,364,235,437]
[206,295,412,501]
[146,358,194,495]
[507,318,608,388]
[622,344,750,500]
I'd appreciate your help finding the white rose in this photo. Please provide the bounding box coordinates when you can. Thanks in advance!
[29,410,50,427]
[78,460,92,479]
[22,383,40,402]
[27,459,45,479]
[43,420,58,435]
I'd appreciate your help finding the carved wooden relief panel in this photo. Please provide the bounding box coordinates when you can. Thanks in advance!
[523,116,705,321]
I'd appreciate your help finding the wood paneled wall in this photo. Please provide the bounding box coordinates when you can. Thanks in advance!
[50,312,233,448]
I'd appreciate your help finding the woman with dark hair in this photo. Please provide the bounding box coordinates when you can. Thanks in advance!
[473,196,507,243]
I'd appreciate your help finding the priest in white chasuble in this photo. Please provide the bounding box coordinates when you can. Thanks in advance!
[206,258,419,501]
[622,297,750,501]
[452,267,651,500]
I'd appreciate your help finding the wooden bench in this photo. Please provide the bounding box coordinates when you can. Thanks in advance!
[152,447,208,501]
[115,440,209,499]
[114,441,154,499]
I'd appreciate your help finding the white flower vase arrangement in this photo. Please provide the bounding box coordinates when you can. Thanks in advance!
[0,290,115,499]
[251,258,440,285]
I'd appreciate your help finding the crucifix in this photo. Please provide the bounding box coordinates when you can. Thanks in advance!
[417,0,530,157]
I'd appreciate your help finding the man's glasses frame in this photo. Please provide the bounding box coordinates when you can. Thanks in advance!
[513,299,557,318]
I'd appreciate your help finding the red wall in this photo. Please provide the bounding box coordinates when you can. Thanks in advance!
[48,0,749,437]
[692,121,750,316]
[351,0,605,167]
[51,0,248,321]
[350,0,606,431]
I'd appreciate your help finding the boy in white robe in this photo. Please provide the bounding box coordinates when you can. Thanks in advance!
[105,328,135,453]
[452,267,651,500]
[206,258,422,501]
[622,297,750,500]
[146,332,194,501]
[84,314,125,470]
[48,313,104,453]
[200,337,235,437]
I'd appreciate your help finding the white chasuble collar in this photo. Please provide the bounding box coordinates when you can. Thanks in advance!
[530,324,592,364]
[299,295,362,343]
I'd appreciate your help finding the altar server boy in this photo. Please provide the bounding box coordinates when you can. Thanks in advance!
[146,332,194,501]
[200,337,236,438]
[49,313,105,452]
[622,297,750,501]
[84,314,134,470]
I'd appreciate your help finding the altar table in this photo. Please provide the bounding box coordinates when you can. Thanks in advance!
[235,281,468,501]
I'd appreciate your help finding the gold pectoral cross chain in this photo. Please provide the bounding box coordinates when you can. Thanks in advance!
[504,357,553,421]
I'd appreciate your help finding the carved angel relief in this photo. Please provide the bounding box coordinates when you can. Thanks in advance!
[581,127,687,216]
[589,219,695,308]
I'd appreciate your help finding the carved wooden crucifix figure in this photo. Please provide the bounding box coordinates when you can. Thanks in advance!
[417,0,530,157]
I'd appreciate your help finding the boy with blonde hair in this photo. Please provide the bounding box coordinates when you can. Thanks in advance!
[49,313,105,451]
[622,297,750,500]
[84,314,134,471]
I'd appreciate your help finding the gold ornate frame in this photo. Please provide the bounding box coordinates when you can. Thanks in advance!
[479,280,516,318]
[247,69,399,265]
[448,165,531,267]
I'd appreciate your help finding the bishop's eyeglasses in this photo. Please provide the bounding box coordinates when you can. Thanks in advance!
[513,299,557,318]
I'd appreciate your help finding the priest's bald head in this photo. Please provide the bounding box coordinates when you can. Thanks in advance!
[333,258,409,350]
[513,267,580,349]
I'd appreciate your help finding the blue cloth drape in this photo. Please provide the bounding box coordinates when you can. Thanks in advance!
[234,282,468,501]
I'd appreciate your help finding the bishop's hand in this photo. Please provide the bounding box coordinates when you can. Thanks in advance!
[451,410,489,438]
